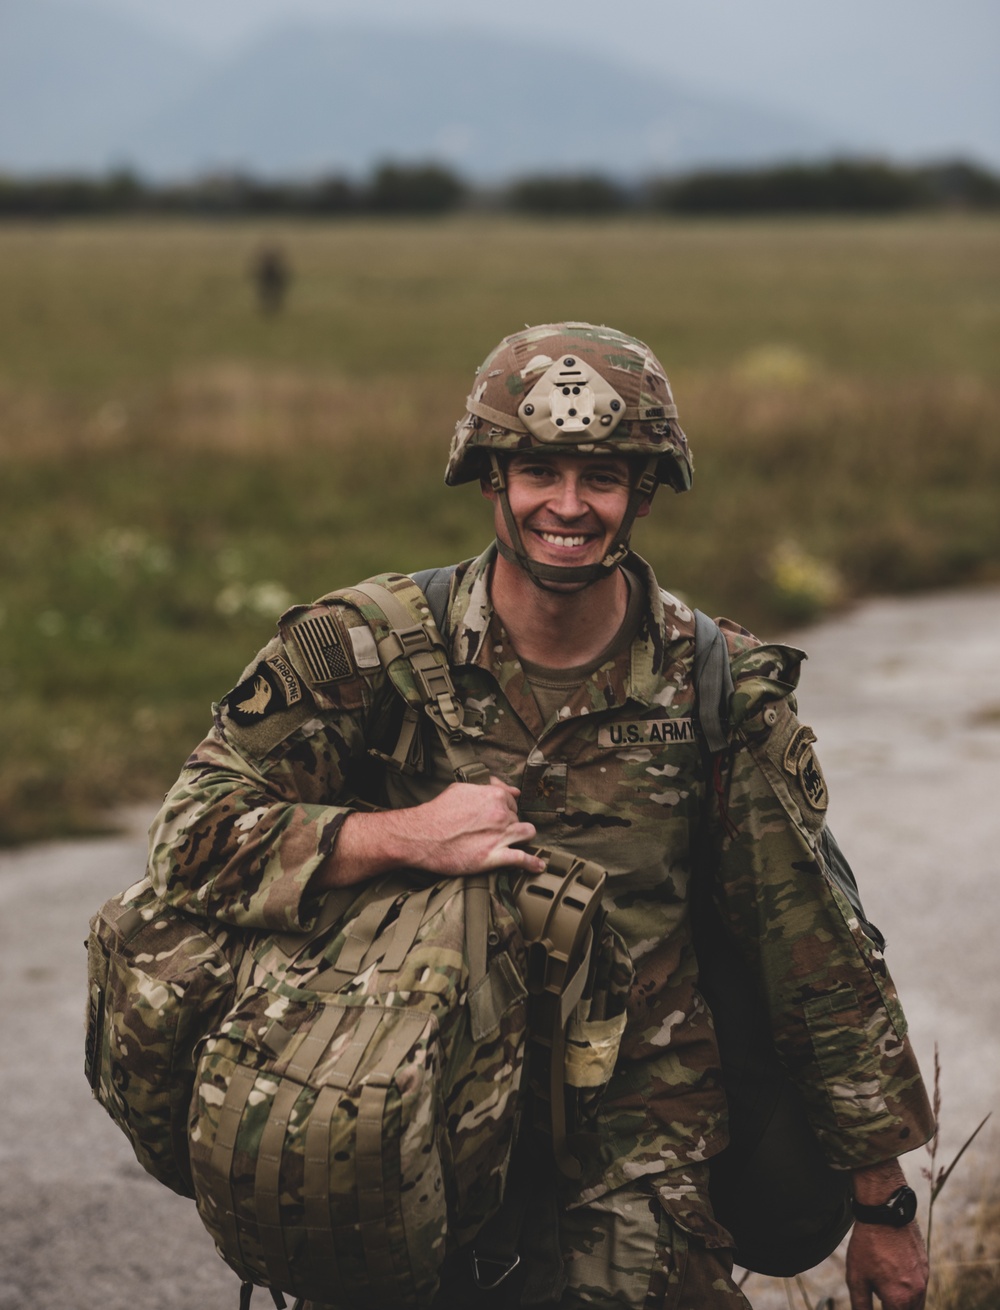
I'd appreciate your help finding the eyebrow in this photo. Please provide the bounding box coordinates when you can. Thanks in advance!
[510,455,628,471]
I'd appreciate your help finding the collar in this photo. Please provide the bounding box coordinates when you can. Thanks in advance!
[446,546,697,710]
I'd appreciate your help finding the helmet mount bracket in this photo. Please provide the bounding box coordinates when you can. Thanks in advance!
[517,356,626,444]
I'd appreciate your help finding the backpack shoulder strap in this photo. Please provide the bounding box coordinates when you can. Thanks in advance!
[693,609,734,755]
[347,570,489,785]
[410,564,458,633]
[333,571,495,999]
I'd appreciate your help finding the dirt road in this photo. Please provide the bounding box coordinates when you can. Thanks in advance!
[2,585,997,1309]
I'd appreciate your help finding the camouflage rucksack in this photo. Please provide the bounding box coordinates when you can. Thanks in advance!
[85,875,249,1197]
[86,572,631,1308]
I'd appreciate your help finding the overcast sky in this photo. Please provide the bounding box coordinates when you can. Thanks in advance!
[84,0,1000,165]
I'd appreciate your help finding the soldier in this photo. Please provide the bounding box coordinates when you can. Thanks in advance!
[150,323,934,1308]
[250,243,291,315]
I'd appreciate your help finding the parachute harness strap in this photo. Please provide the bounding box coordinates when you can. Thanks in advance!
[488,451,658,590]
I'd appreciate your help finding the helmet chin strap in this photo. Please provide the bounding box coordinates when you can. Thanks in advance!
[487,453,659,592]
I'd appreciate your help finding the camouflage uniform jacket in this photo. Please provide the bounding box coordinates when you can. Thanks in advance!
[149,547,934,1243]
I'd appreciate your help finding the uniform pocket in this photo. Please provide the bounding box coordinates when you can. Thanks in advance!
[565,1011,628,1089]
[802,986,891,1130]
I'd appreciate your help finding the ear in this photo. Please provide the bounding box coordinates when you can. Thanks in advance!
[480,475,497,503]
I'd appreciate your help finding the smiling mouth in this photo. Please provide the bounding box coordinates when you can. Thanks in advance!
[534,530,594,549]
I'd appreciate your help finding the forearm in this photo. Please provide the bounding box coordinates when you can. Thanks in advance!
[318,807,437,888]
[851,1158,908,1205]
[314,778,545,891]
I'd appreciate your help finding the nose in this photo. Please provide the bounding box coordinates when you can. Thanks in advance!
[547,472,587,519]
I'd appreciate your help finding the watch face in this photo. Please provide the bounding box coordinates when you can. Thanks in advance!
[890,1186,919,1226]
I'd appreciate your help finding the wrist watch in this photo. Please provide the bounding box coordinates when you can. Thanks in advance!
[850,1184,918,1227]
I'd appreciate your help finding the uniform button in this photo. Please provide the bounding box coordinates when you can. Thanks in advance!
[763,706,778,726]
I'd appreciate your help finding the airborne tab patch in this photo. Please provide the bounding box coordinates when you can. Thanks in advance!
[598,718,694,748]
[265,654,302,706]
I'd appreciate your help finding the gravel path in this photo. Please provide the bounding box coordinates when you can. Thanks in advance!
[2,585,997,1309]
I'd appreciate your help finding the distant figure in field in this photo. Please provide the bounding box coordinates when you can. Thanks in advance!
[251,244,291,315]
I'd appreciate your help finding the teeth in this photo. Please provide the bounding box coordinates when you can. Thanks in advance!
[540,532,588,547]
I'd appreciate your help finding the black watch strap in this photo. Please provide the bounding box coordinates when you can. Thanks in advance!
[850,1185,918,1227]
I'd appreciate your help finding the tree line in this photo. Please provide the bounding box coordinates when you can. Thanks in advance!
[1,158,998,219]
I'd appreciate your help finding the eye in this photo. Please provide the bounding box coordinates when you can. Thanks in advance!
[516,461,556,480]
[588,469,627,489]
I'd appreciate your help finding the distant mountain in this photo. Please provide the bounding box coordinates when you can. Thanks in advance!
[1,3,843,179]
[0,0,211,173]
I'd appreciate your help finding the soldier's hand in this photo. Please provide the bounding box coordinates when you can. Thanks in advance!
[845,1218,928,1310]
[328,778,545,887]
[404,778,544,877]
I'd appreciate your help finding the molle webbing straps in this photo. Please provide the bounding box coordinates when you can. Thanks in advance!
[352,1010,431,1293]
[349,578,491,787]
[255,1081,302,1288]
[302,1086,342,1286]
[264,884,359,961]
[209,1063,259,1273]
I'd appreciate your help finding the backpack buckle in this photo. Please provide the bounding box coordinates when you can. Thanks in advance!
[471,1250,521,1290]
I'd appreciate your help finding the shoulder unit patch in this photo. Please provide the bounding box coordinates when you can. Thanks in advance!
[783,724,828,812]
[225,655,303,726]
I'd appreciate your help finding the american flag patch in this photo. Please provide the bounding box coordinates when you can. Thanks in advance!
[289,613,354,683]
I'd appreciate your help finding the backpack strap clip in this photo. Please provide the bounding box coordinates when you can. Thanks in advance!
[471,1250,522,1290]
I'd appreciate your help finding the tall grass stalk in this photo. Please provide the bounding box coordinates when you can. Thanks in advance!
[922,1045,993,1261]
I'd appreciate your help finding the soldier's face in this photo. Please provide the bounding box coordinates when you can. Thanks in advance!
[483,452,649,574]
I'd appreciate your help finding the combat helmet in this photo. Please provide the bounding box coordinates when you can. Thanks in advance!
[446,322,693,588]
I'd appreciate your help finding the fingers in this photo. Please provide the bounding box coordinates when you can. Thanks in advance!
[485,780,544,871]
[490,819,547,874]
[516,847,548,874]
[420,777,546,877]
[846,1280,874,1310]
[483,843,547,874]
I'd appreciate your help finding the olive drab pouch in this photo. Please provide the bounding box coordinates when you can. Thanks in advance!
[85,876,248,1197]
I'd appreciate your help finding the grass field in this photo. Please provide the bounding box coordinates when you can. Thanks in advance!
[1,215,998,842]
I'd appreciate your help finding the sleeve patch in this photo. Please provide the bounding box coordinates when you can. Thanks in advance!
[783,725,828,812]
[265,654,303,705]
[288,612,355,684]
[224,655,303,726]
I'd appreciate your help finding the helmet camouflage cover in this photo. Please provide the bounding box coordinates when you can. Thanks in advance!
[446,322,693,492]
